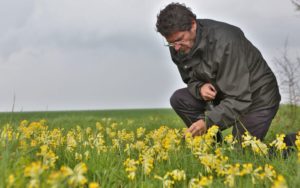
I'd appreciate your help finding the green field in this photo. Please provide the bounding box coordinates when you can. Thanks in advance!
[0,106,300,187]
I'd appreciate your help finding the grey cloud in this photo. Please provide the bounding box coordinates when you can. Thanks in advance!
[1,0,299,111]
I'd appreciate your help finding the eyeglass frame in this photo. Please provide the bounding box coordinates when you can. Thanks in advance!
[164,40,187,47]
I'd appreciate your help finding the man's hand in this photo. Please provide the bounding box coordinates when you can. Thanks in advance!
[200,83,217,101]
[186,119,207,137]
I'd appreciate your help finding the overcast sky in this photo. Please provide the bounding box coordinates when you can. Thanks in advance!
[0,0,299,112]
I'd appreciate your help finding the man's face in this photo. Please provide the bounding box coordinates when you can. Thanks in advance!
[165,20,197,55]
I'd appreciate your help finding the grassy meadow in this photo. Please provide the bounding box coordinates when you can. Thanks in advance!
[0,106,300,188]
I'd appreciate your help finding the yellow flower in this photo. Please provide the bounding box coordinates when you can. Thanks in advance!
[136,127,146,138]
[84,151,90,160]
[198,175,213,186]
[224,174,235,187]
[24,161,44,188]
[24,161,44,178]
[47,171,65,187]
[89,182,100,188]
[251,166,263,184]
[124,158,139,180]
[75,152,83,161]
[295,132,300,150]
[295,132,300,162]
[85,127,92,134]
[60,166,73,177]
[239,163,253,176]
[262,164,277,181]
[112,138,120,149]
[270,134,287,151]
[140,154,154,175]
[67,163,88,186]
[66,131,77,152]
[154,173,175,188]
[224,134,237,148]
[242,132,268,155]
[134,140,146,151]
[169,169,186,181]
[271,175,288,188]
[20,120,29,126]
[7,174,15,188]
[36,145,58,168]
[189,175,213,188]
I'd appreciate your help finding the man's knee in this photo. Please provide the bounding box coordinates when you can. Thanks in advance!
[170,88,188,109]
[170,90,179,109]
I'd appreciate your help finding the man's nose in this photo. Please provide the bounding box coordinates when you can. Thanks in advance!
[174,44,181,51]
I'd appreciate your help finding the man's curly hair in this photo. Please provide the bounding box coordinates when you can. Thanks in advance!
[156,3,196,37]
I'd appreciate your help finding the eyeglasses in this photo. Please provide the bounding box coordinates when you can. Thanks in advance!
[164,40,186,47]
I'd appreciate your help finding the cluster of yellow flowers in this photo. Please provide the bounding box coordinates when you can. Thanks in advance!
[0,119,298,187]
[154,169,186,187]
[242,132,268,156]
[183,126,284,188]
[295,132,300,162]
[270,134,287,151]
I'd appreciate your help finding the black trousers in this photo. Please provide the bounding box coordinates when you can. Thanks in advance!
[170,88,282,142]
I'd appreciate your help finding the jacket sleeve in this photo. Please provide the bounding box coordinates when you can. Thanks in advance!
[206,33,252,130]
[187,77,205,100]
[177,66,206,100]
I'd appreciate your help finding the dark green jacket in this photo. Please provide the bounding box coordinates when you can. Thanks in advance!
[170,19,281,129]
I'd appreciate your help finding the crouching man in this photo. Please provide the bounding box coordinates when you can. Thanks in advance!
[155,3,281,141]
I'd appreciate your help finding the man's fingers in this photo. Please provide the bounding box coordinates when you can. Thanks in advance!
[187,124,196,133]
[208,84,216,92]
[186,119,207,137]
[191,126,204,136]
[205,89,216,97]
[190,125,200,136]
[203,91,216,100]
